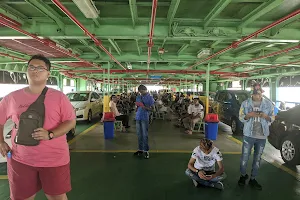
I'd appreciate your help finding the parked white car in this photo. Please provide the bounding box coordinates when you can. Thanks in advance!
[66,91,103,123]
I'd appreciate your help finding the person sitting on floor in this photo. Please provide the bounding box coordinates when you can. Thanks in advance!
[109,95,130,131]
[182,96,204,134]
[185,138,226,190]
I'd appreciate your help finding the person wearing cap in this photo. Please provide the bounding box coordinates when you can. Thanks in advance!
[238,83,275,190]
[133,85,154,159]
[185,138,226,190]
[182,96,204,134]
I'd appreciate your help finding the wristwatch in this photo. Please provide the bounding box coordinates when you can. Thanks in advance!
[195,169,199,173]
[48,131,54,140]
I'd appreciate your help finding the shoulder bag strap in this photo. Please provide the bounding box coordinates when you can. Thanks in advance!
[34,87,48,104]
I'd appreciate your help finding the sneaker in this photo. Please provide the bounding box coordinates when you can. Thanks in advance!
[238,174,249,186]
[211,181,224,190]
[144,152,149,159]
[133,150,143,156]
[249,179,262,190]
[192,180,199,187]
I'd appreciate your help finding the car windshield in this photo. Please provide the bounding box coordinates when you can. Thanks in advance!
[67,93,89,101]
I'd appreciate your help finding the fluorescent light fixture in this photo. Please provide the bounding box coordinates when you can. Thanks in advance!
[72,0,99,19]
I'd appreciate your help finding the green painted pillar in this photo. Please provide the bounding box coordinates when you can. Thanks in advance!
[75,78,87,91]
[270,77,278,103]
[58,74,63,92]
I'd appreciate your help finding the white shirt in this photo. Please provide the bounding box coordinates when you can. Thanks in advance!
[109,101,120,116]
[188,104,204,118]
[191,146,223,171]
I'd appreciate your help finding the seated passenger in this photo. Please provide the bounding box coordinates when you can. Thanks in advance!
[109,95,130,131]
[185,138,226,190]
[182,96,204,134]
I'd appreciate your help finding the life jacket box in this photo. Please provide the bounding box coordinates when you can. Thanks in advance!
[103,112,115,122]
[204,113,219,123]
[204,113,219,140]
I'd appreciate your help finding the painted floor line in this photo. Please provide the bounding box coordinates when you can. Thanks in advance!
[70,149,241,154]
[227,135,300,181]
[0,175,8,180]
[68,123,99,145]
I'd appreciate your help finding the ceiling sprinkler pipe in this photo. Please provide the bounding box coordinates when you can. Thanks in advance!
[243,60,300,74]
[147,0,158,73]
[184,9,300,71]
[0,16,99,69]
[213,44,300,72]
[51,0,127,71]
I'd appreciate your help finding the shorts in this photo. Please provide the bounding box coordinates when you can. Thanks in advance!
[7,158,71,200]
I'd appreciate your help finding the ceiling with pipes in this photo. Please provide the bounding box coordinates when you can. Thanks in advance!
[0,0,300,84]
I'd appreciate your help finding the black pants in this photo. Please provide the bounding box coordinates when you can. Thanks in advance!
[115,115,129,127]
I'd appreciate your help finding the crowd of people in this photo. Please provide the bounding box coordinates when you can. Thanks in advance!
[0,54,276,199]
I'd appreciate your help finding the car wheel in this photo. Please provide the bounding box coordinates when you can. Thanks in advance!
[87,110,92,123]
[280,134,300,166]
[231,118,241,135]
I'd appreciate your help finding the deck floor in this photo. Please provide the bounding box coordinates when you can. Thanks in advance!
[0,118,299,200]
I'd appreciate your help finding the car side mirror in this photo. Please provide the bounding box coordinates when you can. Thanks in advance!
[90,98,97,102]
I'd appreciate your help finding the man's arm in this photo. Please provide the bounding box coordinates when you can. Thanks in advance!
[212,160,225,178]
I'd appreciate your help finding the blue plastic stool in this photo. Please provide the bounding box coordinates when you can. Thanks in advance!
[205,122,219,140]
[103,121,114,139]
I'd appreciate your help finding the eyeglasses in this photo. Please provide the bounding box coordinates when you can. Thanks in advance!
[28,65,48,72]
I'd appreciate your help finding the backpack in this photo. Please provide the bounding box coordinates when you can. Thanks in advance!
[14,87,48,146]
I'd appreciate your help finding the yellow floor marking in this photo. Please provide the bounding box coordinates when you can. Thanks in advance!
[227,135,300,181]
[70,149,241,154]
[0,175,8,180]
[68,123,99,145]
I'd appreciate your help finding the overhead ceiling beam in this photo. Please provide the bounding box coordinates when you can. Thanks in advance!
[177,44,190,55]
[235,43,268,56]
[238,0,283,28]
[78,39,102,56]
[167,0,181,24]
[25,0,65,32]
[108,39,122,56]
[1,23,300,42]
[0,6,26,25]
[135,39,141,56]
[204,0,232,28]
[129,0,138,28]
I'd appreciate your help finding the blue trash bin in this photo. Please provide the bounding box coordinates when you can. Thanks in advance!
[205,122,219,140]
[103,121,114,139]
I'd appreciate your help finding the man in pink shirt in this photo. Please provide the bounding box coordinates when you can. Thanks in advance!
[0,54,76,200]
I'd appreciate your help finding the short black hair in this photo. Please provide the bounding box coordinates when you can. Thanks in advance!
[110,95,116,100]
[28,54,51,71]
[138,85,147,91]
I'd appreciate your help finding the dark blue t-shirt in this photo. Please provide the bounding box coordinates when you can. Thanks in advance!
[135,93,154,121]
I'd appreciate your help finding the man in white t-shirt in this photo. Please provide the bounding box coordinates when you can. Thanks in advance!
[185,138,226,190]
[182,96,204,134]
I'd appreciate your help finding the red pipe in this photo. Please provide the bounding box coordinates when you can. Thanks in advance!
[213,44,300,72]
[147,0,158,73]
[0,13,21,27]
[12,39,57,57]
[0,17,101,69]
[51,0,127,71]
[184,9,300,71]
[242,60,300,74]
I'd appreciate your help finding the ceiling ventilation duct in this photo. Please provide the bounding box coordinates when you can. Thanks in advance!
[72,0,99,18]
[197,48,211,59]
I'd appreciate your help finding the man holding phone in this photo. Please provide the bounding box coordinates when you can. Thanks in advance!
[238,83,275,190]
[185,138,226,190]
